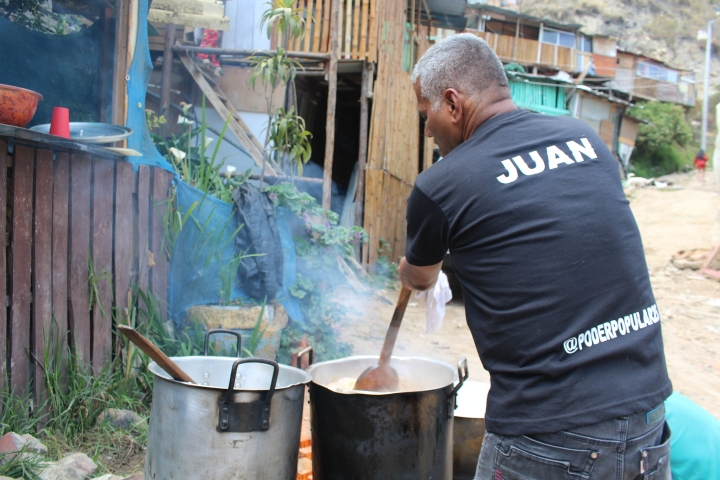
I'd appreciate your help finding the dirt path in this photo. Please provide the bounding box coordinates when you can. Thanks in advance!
[343,170,720,420]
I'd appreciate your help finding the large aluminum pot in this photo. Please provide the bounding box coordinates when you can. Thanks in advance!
[453,381,490,480]
[307,355,468,480]
[144,331,311,480]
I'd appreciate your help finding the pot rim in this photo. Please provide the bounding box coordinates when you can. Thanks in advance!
[148,355,312,391]
[0,84,43,101]
[307,355,459,396]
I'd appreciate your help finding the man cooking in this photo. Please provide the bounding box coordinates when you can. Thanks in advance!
[399,34,672,480]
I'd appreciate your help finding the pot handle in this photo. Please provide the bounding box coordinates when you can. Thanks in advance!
[218,358,280,433]
[204,329,242,358]
[448,357,470,402]
[296,346,314,370]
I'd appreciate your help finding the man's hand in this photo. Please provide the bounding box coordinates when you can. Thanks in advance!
[398,257,443,291]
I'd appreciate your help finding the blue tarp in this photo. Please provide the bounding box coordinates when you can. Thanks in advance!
[168,180,303,324]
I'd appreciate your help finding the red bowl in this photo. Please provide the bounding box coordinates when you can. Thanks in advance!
[0,84,43,128]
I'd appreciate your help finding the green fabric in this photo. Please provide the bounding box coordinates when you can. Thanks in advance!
[665,392,720,480]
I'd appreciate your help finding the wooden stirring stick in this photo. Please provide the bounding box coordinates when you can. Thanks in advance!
[118,325,195,384]
[354,286,413,391]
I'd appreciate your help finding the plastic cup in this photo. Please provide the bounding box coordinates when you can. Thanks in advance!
[49,107,70,138]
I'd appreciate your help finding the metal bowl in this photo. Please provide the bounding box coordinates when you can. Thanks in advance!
[0,84,43,128]
[30,122,132,144]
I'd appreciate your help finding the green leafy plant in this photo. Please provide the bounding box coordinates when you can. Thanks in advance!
[260,0,309,49]
[627,101,695,176]
[251,0,313,176]
[268,106,313,176]
[219,255,245,306]
[147,99,252,204]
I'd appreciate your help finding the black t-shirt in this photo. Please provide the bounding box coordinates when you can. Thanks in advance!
[406,109,672,436]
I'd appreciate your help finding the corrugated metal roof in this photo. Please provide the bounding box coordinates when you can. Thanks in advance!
[409,0,469,30]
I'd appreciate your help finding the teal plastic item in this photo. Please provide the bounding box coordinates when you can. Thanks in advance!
[665,392,720,480]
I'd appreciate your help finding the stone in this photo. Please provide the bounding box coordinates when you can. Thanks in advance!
[122,474,144,480]
[91,475,123,480]
[0,432,48,462]
[39,453,97,480]
[96,409,146,432]
[0,476,17,480]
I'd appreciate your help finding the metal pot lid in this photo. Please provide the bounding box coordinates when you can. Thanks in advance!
[307,355,458,396]
[148,356,311,391]
[30,122,132,144]
[454,381,490,419]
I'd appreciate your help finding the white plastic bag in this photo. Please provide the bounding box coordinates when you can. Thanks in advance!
[415,271,453,334]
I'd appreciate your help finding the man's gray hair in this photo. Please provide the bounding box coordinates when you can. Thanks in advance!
[412,33,508,110]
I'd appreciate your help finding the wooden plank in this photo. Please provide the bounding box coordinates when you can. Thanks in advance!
[68,154,92,366]
[360,0,369,59]
[352,0,360,58]
[312,0,323,52]
[322,0,340,209]
[178,53,278,175]
[354,60,369,229]
[136,165,150,320]
[344,0,351,58]
[91,158,115,371]
[160,24,177,119]
[150,168,172,321]
[112,0,130,129]
[321,0,331,51]
[51,153,70,386]
[33,149,53,406]
[10,146,34,394]
[114,161,135,327]
[304,0,314,52]
[0,140,7,392]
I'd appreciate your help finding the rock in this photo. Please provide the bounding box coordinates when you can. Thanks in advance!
[122,474,144,480]
[0,432,48,461]
[0,476,18,480]
[97,409,146,432]
[91,475,123,480]
[39,453,97,480]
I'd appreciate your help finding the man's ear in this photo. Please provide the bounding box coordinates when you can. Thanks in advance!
[444,88,463,124]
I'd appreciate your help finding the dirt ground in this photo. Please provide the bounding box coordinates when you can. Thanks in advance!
[341,169,720,420]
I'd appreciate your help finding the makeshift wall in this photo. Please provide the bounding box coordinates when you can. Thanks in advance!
[0,130,172,404]
[362,3,429,264]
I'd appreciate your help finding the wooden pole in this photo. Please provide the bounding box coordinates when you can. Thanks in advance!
[111,0,130,128]
[160,24,177,119]
[354,60,370,227]
[322,0,340,210]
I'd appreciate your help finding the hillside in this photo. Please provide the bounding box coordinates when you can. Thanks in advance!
[517,0,720,93]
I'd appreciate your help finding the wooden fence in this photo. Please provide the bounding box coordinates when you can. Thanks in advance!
[0,127,173,406]
[288,0,378,61]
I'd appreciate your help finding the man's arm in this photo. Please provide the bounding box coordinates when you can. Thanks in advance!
[398,257,442,291]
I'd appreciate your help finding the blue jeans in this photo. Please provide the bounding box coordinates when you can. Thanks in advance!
[474,407,671,480]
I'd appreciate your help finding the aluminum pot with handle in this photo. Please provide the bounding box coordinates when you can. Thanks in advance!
[144,329,311,480]
[307,355,468,480]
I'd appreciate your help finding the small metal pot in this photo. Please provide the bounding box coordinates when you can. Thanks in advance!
[307,355,468,480]
[144,330,311,480]
[452,381,490,480]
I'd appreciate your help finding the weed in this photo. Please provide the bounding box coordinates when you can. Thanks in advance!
[0,447,46,479]
[88,250,112,319]
[0,390,44,437]
[242,301,268,358]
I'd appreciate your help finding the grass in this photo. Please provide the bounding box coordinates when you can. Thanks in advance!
[0,285,271,477]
